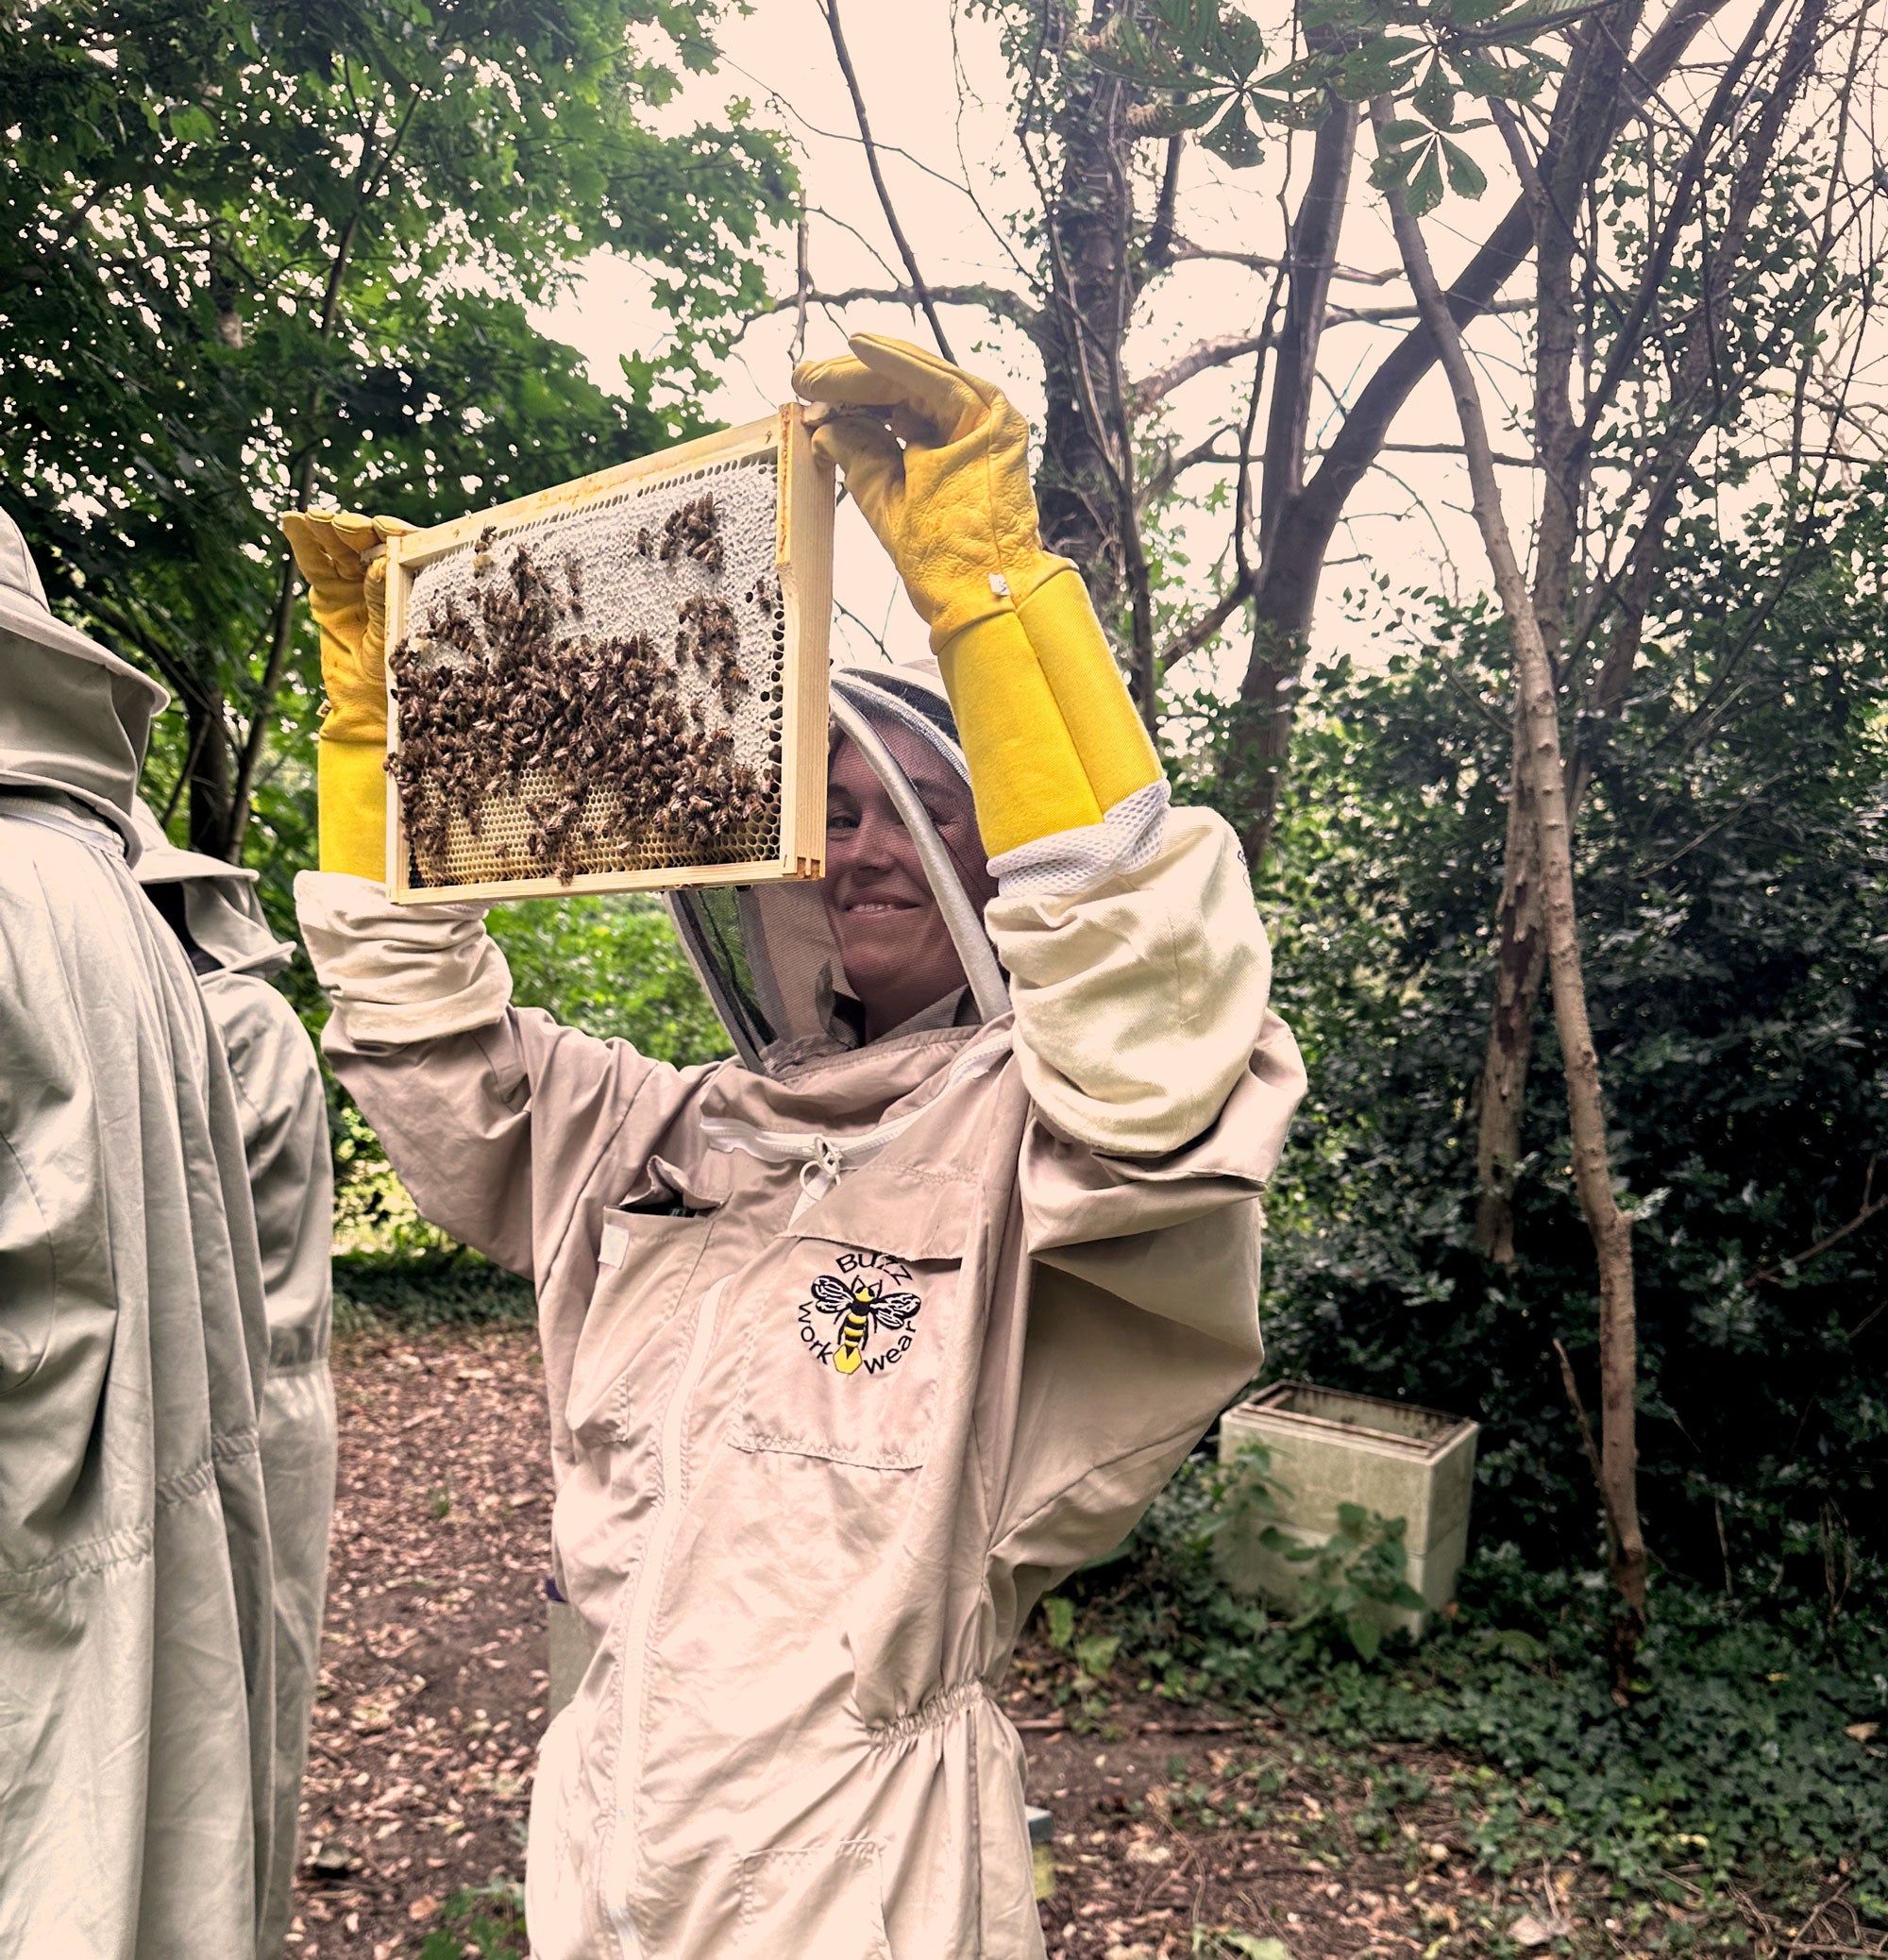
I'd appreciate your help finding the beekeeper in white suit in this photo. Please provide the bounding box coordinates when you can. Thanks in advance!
[287,338,1306,1958]
[0,505,277,1957]
[131,797,335,1960]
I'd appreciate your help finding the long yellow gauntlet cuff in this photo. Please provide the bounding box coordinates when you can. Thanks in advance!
[318,738,388,883]
[940,566,1161,859]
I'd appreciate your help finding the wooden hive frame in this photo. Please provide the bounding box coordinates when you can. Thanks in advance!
[381,406,833,904]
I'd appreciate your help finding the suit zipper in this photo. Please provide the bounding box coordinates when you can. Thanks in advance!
[603,1275,728,1958]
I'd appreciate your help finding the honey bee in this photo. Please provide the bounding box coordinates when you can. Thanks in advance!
[809,1274,921,1376]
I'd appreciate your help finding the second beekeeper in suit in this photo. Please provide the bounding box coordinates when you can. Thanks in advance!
[285,338,1306,1959]
[131,799,335,1960]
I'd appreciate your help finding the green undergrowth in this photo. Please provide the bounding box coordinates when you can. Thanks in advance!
[1048,1457,1888,1920]
[418,1883,528,1960]
[330,1251,536,1335]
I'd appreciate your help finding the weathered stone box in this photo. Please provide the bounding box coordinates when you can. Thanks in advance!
[1217,1381,1480,1638]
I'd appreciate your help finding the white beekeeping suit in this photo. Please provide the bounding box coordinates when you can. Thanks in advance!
[132,799,336,1960]
[0,504,276,1960]
[285,337,1308,1959]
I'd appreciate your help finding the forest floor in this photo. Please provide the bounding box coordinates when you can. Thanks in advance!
[289,1323,1871,1960]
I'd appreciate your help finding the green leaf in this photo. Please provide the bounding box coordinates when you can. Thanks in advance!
[168,103,215,146]
[1334,40,1420,101]
[1044,1595,1076,1650]
[1213,8,1269,81]
[1075,1631,1122,1680]
[1378,117,1430,145]
[1151,0,1226,62]
[1446,49,1503,94]
[1200,98,1262,168]
[1440,136,1488,198]
[1369,147,1420,192]
[1414,60,1456,130]
[1408,141,1445,215]
[1138,91,1236,138]
[1347,1613,1384,1660]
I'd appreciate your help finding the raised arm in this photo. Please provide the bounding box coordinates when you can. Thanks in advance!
[793,337,1306,1607]
[282,513,714,1307]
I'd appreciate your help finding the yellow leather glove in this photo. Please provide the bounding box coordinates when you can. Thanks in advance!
[281,510,413,882]
[792,334,1159,861]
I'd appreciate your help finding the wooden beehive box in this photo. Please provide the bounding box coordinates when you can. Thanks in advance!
[380,407,833,903]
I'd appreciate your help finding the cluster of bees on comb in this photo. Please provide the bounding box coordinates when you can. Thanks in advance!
[387,491,787,887]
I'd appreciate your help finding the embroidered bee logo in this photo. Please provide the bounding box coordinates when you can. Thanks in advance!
[797,1250,921,1377]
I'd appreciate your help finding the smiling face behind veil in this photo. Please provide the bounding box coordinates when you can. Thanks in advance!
[665,659,1005,1074]
[820,718,998,1043]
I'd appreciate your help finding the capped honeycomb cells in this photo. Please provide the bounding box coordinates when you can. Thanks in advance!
[389,457,788,890]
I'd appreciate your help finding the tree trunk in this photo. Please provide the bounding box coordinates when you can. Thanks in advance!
[1471,2,1641,1260]
[1257,97,1358,556]
[184,685,236,859]
[1233,0,1734,871]
[1470,0,1829,1259]
[1035,4,1133,612]
[1376,104,1647,1695]
[1473,723,1547,1262]
[1228,93,1358,861]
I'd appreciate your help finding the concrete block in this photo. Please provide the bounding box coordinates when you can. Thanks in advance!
[1026,1805,1055,1901]
[1217,1380,1479,1639]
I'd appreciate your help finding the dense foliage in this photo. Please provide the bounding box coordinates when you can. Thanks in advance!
[489,894,733,1066]
[1179,477,1888,1595]
[1,0,793,851]
[1060,1454,1888,1911]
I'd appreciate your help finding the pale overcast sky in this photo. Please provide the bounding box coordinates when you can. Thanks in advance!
[532,0,1860,689]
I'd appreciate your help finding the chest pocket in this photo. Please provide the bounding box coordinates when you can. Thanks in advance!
[731,1169,979,1472]
[565,1157,721,1451]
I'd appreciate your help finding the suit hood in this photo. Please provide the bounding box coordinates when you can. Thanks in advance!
[0,504,168,857]
[129,798,295,979]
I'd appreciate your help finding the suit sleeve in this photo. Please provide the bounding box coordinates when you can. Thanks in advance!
[296,871,713,1290]
[0,873,122,1558]
[981,807,1306,1616]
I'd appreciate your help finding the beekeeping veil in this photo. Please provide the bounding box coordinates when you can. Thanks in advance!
[129,797,295,979]
[667,658,1009,1073]
[0,502,167,853]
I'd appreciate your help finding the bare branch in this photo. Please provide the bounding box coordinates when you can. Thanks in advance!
[1146,135,1183,272]
[821,0,956,363]
[1132,331,1272,411]
[1753,1157,1888,1286]
[743,282,1041,339]
[1325,296,1534,327]
[1138,427,1243,508]
[790,213,811,367]
[1168,238,1402,286]
[1155,579,1253,672]
[1373,440,1538,466]
[1555,1339,1624,1561]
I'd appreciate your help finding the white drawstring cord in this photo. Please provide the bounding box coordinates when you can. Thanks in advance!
[701,1028,1014,1223]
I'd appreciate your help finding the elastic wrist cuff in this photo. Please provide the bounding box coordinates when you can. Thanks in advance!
[988,778,1171,898]
[317,737,389,883]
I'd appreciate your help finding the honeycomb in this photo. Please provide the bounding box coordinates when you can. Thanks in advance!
[390,452,788,891]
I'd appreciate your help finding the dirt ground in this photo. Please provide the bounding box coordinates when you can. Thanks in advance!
[293,1324,1857,1960]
